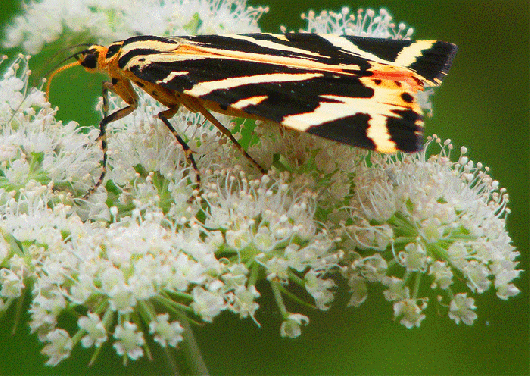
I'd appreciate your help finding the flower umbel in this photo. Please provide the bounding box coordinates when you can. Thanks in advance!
[341,137,520,326]
[0,0,520,371]
[0,53,340,367]
[3,0,268,54]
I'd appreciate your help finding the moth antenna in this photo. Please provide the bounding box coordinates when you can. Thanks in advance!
[45,58,82,101]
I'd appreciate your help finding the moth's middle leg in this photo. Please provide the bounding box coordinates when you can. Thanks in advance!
[157,106,201,188]
[180,96,267,174]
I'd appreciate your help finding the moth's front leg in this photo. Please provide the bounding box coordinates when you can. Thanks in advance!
[84,79,137,199]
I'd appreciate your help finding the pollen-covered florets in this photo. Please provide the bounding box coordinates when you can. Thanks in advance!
[298,7,413,39]
[0,55,98,197]
[2,0,267,54]
[203,168,340,314]
[0,54,344,365]
[341,136,520,327]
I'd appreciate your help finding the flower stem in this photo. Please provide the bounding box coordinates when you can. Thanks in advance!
[174,310,209,375]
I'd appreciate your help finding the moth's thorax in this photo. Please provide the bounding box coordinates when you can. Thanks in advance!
[103,47,125,78]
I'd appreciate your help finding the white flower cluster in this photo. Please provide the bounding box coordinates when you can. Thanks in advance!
[341,137,520,328]
[298,7,414,39]
[0,55,341,365]
[0,0,521,368]
[0,55,100,196]
[3,0,268,54]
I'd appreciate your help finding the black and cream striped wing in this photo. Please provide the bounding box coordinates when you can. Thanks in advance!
[118,34,457,153]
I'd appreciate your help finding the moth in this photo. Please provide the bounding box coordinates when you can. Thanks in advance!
[47,33,457,195]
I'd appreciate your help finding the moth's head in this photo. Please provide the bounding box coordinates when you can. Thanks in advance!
[45,44,107,100]
[74,45,108,71]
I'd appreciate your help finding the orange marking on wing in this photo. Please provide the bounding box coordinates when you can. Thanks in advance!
[370,67,423,91]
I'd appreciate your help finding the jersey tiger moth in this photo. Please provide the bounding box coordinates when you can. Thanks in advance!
[46,33,457,195]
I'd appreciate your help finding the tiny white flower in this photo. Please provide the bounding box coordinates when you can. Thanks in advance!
[226,228,252,250]
[429,261,453,290]
[346,275,368,307]
[69,274,97,305]
[496,282,520,301]
[221,263,249,290]
[463,261,491,294]
[166,253,206,291]
[41,329,73,366]
[398,242,430,272]
[393,299,427,329]
[360,253,388,282]
[190,287,225,322]
[494,268,521,300]
[305,270,335,310]
[280,313,309,338]
[0,268,24,298]
[149,314,184,348]
[78,313,108,348]
[448,293,477,325]
[262,256,290,282]
[382,277,410,302]
[102,279,137,314]
[113,322,145,360]
[227,285,260,321]
[419,217,444,243]
[31,291,67,324]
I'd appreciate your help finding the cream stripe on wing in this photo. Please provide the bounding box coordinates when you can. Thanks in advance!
[231,95,268,109]
[282,97,396,152]
[184,73,322,97]
[281,92,421,152]
[124,54,207,70]
[157,71,190,84]
[120,39,181,55]
[318,35,390,64]
[394,41,435,67]
[223,34,325,58]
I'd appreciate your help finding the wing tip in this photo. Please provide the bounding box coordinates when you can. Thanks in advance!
[410,41,458,85]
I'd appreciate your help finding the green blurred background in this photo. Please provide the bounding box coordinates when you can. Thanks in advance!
[0,0,528,374]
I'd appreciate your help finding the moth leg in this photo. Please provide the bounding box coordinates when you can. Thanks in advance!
[157,106,201,189]
[181,96,267,174]
[83,82,135,199]
[101,82,110,117]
